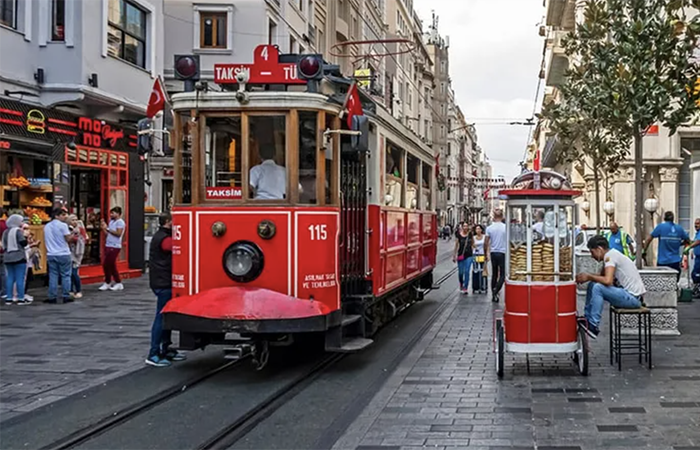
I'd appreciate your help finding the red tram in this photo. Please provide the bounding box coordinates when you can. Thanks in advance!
[161,46,438,368]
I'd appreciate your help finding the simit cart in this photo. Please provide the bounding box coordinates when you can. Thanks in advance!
[494,170,589,378]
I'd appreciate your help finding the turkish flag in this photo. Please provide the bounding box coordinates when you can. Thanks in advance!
[146,77,166,118]
[344,82,363,128]
[533,148,541,171]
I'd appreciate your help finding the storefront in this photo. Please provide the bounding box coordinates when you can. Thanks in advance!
[0,98,145,283]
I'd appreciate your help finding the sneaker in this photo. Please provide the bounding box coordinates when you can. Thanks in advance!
[24,294,33,302]
[98,283,111,291]
[581,322,600,339]
[16,299,30,305]
[110,283,124,291]
[74,292,83,299]
[145,355,172,367]
[5,297,13,305]
[165,350,187,362]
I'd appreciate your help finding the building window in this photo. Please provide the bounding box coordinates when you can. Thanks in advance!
[316,27,324,54]
[289,34,296,53]
[200,11,226,48]
[268,19,277,45]
[296,0,303,11]
[107,0,147,68]
[0,0,16,29]
[51,0,65,40]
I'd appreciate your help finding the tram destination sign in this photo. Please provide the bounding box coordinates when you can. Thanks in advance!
[214,45,305,85]
[206,186,242,200]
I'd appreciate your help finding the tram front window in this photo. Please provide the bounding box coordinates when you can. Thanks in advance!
[205,115,243,194]
[249,116,287,200]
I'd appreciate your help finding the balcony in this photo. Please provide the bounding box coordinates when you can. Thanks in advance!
[545,31,569,87]
[545,0,576,29]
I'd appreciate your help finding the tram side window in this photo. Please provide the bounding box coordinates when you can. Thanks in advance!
[385,142,403,207]
[205,116,243,196]
[299,111,318,204]
[406,154,418,210]
[249,115,287,200]
[325,114,337,205]
[421,163,431,209]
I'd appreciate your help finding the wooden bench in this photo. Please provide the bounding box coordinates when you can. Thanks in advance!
[609,303,652,371]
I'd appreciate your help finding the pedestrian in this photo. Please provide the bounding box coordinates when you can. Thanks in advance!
[485,208,507,303]
[68,214,87,299]
[2,214,29,305]
[604,222,635,260]
[472,224,487,294]
[0,207,7,301]
[684,218,700,296]
[100,206,125,291]
[453,223,473,294]
[20,224,40,303]
[642,211,690,282]
[146,212,186,367]
[577,235,646,338]
[44,208,76,304]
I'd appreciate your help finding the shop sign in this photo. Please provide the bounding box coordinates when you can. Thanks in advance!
[27,110,46,134]
[163,168,174,177]
[205,187,242,199]
[0,139,10,149]
[77,118,125,148]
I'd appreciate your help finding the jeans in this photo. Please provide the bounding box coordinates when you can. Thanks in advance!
[71,266,82,293]
[457,257,473,290]
[472,261,485,292]
[103,247,122,284]
[658,262,681,282]
[491,252,506,295]
[692,257,700,285]
[149,288,173,358]
[584,282,642,328]
[48,255,72,300]
[5,262,26,300]
[0,262,5,297]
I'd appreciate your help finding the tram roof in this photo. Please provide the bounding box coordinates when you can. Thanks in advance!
[169,90,343,114]
[499,189,581,198]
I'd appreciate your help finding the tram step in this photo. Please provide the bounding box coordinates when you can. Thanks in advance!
[341,314,362,327]
[326,337,373,353]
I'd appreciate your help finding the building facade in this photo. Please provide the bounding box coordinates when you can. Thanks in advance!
[535,0,700,263]
[0,0,163,280]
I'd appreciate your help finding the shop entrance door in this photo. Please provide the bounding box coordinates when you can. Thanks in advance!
[103,158,128,265]
[71,169,103,266]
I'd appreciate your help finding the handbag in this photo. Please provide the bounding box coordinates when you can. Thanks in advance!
[457,255,465,262]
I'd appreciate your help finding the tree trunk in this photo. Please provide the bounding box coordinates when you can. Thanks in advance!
[634,130,644,269]
[593,161,601,232]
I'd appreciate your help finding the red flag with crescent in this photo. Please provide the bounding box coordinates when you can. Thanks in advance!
[146,77,167,118]
[343,82,363,128]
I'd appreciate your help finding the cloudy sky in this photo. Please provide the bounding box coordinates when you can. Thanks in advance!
[414,0,545,181]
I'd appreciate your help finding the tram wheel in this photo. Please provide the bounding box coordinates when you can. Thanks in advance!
[495,319,505,379]
[574,326,589,376]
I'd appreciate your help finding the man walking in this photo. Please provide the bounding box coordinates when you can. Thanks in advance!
[0,208,7,301]
[145,212,185,367]
[100,207,125,291]
[642,211,689,282]
[44,208,76,304]
[685,218,700,296]
[604,222,635,260]
[485,209,507,303]
[577,235,646,338]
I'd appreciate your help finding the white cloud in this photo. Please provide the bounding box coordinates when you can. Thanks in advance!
[414,0,544,180]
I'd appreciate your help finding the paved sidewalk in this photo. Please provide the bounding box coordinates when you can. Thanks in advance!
[333,277,700,450]
[0,277,155,421]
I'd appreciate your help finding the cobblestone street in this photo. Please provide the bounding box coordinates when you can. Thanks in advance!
[333,277,700,450]
[0,277,156,420]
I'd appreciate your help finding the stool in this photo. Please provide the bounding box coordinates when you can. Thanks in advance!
[609,305,652,371]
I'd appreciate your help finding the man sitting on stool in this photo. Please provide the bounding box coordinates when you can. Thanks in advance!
[576,235,647,339]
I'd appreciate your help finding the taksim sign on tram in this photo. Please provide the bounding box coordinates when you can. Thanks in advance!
[214,45,306,85]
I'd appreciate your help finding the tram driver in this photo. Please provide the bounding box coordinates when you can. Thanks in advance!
[250,145,287,200]
[576,235,646,339]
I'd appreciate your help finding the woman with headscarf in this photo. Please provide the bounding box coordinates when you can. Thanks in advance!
[68,214,87,299]
[1,214,28,304]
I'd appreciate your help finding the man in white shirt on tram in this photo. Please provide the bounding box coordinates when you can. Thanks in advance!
[576,235,646,339]
[250,146,286,200]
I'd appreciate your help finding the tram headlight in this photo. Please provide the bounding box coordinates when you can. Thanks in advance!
[223,241,264,283]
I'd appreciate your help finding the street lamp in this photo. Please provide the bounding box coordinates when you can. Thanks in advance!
[581,198,591,218]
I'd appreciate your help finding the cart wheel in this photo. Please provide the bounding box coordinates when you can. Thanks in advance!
[496,319,505,379]
[575,325,589,376]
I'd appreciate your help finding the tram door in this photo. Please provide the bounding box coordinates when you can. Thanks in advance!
[340,139,367,299]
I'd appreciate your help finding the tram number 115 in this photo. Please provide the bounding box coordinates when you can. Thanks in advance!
[308,224,327,241]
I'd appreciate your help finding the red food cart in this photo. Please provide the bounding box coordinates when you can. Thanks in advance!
[493,170,589,378]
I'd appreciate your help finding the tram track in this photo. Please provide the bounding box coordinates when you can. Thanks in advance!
[37,255,458,450]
